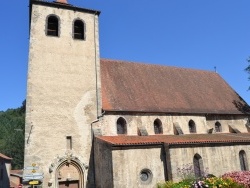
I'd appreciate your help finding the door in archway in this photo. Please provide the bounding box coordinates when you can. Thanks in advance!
[57,162,83,188]
[59,180,79,188]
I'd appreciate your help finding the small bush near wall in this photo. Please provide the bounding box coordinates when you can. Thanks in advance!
[222,171,250,187]
[157,177,244,188]
[157,171,250,188]
[204,177,244,188]
[157,164,250,188]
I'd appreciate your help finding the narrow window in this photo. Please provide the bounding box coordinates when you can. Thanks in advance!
[73,20,84,40]
[117,117,127,135]
[215,121,222,132]
[239,150,248,171]
[154,119,163,134]
[47,15,59,36]
[66,136,72,150]
[189,120,196,133]
[193,154,204,178]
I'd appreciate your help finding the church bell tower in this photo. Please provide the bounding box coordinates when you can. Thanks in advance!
[24,0,101,187]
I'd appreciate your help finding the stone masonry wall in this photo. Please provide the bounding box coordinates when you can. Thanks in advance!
[169,144,250,182]
[100,113,249,136]
[25,3,101,187]
[112,146,166,188]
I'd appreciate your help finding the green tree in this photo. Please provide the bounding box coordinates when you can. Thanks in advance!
[0,101,25,169]
[246,59,250,90]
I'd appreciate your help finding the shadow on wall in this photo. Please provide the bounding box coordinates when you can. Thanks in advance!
[0,163,10,188]
[233,99,250,114]
[160,146,168,181]
[86,141,95,188]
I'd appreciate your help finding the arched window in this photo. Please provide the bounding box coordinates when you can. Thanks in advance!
[193,154,204,178]
[117,117,127,135]
[239,150,248,171]
[73,20,85,40]
[154,119,163,134]
[215,121,222,132]
[47,15,59,36]
[189,120,196,133]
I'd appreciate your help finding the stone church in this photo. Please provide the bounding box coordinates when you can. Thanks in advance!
[24,0,250,187]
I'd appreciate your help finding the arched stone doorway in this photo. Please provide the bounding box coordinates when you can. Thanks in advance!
[48,152,88,188]
[57,160,84,188]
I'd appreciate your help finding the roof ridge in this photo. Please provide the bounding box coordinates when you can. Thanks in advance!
[100,58,217,74]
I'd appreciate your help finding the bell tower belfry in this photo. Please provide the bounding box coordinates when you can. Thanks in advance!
[24,0,101,187]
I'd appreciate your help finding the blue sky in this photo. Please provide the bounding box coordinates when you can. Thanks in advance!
[0,0,250,111]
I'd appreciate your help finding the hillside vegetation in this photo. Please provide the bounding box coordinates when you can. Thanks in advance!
[0,101,25,169]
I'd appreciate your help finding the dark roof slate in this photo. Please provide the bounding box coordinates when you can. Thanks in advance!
[101,59,250,114]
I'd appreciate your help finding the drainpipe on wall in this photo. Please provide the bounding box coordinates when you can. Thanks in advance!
[164,143,172,181]
[93,10,101,119]
[90,110,105,140]
[90,110,105,188]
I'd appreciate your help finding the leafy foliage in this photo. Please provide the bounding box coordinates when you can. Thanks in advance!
[0,100,25,169]
[157,166,247,188]
[246,58,250,90]
[158,176,245,188]
[204,177,244,188]
[176,163,209,180]
[222,171,250,187]
[157,179,194,188]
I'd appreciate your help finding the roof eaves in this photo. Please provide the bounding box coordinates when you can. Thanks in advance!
[30,0,101,15]
[96,136,163,146]
[168,140,250,148]
[102,109,247,115]
[111,142,163,147]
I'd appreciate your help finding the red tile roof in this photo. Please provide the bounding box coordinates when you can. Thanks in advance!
[101,59,249,114]
[56,0,68,4]
[0,153,12,160]
[97,133,250,146]
[10,169,23,177]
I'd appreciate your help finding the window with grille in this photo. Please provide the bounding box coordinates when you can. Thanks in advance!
[47,15,59,36]
[73,20,84,40]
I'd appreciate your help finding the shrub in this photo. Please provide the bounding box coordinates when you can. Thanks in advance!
[222,171,250,187]
[158,165,248,188]
[158,177,245,188]
[204,177,244,188]
[157,181,174,188]
[157,179,193,188]
[176,163,209,180]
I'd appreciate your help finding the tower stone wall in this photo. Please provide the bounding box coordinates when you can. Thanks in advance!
[24,1,101,187]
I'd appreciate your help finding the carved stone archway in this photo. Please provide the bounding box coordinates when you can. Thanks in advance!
[48,151,88,188]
